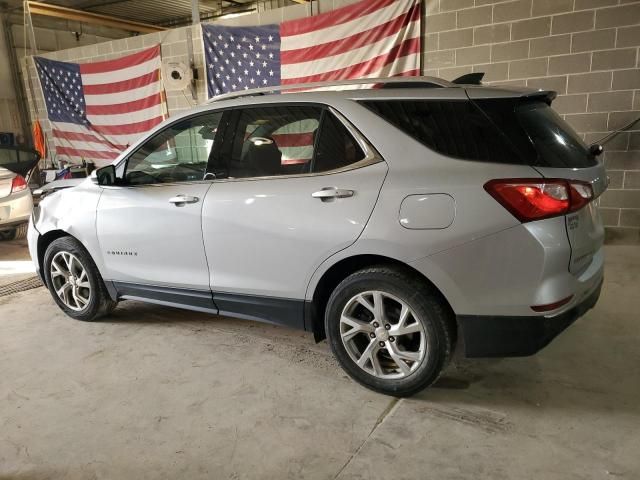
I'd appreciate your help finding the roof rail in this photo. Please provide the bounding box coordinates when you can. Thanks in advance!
[206,76,454,103]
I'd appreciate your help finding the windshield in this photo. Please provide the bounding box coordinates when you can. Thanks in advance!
[516,101,597,168]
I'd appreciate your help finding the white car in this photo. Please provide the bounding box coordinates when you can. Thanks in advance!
[0,167,34,240]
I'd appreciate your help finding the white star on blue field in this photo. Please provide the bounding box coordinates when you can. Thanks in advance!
[203,24,281,97]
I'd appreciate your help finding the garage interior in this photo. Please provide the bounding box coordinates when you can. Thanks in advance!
[1,0,640,478]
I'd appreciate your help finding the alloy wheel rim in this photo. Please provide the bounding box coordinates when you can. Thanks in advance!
[50,251,91,311]
[339,290,427,379]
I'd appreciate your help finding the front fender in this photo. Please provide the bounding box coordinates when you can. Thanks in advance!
[34,180,105,273]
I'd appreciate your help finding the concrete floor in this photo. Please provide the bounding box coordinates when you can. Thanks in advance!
[1,239,639,479]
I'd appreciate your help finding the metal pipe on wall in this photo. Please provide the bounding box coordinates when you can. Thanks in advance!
[191,0,200,25]
[1,15,30,141]
[26,1,166,33]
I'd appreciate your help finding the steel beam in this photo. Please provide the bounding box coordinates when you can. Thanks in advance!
[27,1,167,33]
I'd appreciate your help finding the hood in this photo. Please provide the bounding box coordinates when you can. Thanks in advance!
[33,177,86,199]
[0,146,40,177]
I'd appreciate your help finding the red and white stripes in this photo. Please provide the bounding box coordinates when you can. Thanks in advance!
[280,0,421,85]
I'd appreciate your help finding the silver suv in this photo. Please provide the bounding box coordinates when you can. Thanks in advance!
[28,77,606,396]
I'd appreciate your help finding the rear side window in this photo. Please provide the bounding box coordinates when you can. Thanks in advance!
[218,105,366,179]
[313,111,365,173]
[361,100,520,164]
[362,99,596,168]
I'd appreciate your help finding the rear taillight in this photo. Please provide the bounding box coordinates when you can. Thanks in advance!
[10,175,28,193]
[484,179,593,222]
[568,181,593,212]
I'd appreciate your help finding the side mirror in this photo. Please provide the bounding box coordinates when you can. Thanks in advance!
[96,165,117,186]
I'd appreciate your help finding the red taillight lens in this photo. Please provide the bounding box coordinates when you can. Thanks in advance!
[484,179,593,222]
[568,181,593,213]
[10,175,28,193]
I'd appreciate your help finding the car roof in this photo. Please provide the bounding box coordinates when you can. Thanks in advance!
[185,85,553,118]
[111,77,555,168]
[204,75,550,105]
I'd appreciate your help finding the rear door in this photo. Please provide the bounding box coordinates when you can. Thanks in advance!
[201,104,387,315]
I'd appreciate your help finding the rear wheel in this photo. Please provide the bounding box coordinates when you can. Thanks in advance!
[325,266,452,397]
[43,236,117,321]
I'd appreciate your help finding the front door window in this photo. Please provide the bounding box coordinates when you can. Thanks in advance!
[125,112,224,185]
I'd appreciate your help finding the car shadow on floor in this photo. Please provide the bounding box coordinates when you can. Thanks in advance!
[96,298,640,417]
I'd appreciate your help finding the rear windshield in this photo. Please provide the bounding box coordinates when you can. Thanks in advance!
[360,99,597,168]
[515,101,596,168]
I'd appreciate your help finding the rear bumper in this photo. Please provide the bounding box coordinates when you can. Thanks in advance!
[0,189,33,230]
[458,277,603,358]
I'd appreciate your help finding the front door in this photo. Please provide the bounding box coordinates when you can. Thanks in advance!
[201,104,387,324]
[97,111,225,303]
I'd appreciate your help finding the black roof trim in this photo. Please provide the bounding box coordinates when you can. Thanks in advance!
[379,81,445,89]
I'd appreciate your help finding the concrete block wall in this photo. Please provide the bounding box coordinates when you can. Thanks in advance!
[22,0,640,241]
[421,0,640,243]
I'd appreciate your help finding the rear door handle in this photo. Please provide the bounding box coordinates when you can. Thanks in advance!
[311,187,354,200]
[169,194,199,205]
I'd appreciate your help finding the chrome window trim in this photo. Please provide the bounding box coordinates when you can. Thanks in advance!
[208,105,383,184]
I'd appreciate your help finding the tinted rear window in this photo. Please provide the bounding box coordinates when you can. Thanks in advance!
[515,101,597,168]
[361,99,597,168]
[361,100,520,164]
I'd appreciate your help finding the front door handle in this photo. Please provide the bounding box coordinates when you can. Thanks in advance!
[169,194,199,206]
[312,187,354,200]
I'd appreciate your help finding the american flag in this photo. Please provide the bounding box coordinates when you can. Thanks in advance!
[204,24,281,97]
[35,46,165,167]
[203,0,421,96]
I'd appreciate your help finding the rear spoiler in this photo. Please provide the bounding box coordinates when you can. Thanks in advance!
[452,72,484,85]
[522,90,557,105]
[466,86,558,106]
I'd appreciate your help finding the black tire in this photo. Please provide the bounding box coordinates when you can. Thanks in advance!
[43,236,117,321]
[325,266,453,397]
[0,230,14,241]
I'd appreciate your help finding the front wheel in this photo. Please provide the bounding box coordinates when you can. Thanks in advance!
[43,236,117,321]
[325,266,453,397]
